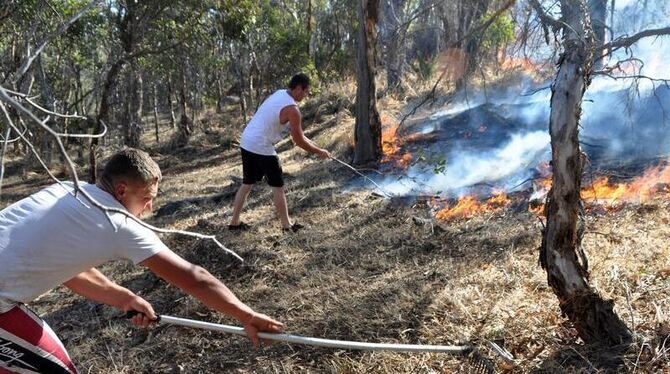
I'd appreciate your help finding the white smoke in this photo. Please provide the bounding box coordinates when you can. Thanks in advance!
[367,0,670,198]
[373,131,550,197]
[428,131,550,191]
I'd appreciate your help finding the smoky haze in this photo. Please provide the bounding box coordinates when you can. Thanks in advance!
[368,0,670,198]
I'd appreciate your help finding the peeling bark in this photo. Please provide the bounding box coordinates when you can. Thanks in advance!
[540,0,631,347]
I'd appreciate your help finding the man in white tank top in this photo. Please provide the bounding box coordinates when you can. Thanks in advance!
[229,73,330,232]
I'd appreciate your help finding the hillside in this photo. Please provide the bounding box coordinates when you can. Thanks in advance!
[2,93,670,373]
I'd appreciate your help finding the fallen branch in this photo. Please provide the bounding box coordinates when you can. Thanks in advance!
[0,86,243,262]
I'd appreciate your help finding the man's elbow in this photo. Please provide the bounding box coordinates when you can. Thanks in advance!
[295,141,313,152]
[182,265,216,292]
[291,135,307,148]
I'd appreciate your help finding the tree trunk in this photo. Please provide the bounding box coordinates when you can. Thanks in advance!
[353,0,382,166]
[123,64,142,148]
[74,63,84,116]
[174,64,192,147]
[189,63,198,125]
[89,58,125,183]
[153,83,159,144]
[167,77,176,129]
[588,0,608,70]
[381,0,405,93]
[438,0,491,87]
[540,0,631,347]
[307,0,317,64]
[228,43,248,124]
[36,55,55,166]
[216,74,224,113]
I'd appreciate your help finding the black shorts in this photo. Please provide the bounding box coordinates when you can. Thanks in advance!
[241,148,284,187]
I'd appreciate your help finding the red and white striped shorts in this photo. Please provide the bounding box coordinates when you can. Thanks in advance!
[0,304,78,373]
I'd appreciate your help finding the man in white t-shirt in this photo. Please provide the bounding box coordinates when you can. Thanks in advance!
[229,73,330,232]
[0,149,282,373]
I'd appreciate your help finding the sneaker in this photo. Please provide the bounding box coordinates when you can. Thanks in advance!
[228,222,251,231]
[282,223,305,233]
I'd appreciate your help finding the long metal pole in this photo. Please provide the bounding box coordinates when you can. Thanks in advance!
[158,315,471,354]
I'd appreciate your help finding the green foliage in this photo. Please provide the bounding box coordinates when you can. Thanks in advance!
[433,157,447,174]
[478,10,515,50]
[249,1,317,90]
[217,0,258,40]
[416,54,437,81]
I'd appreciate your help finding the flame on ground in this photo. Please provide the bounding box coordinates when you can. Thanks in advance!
[435,192,510,221]
[435,158,670,221]
[582,160,670,204]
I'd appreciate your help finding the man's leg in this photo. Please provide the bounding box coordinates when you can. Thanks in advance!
[271,186,292,229]
[229,184,253,226]
[0,305,78,373]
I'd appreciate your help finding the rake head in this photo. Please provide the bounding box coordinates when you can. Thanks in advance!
[462,346,496,374]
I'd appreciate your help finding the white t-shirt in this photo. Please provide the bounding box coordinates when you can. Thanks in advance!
[239,89,297,156]
[0,182,167,312]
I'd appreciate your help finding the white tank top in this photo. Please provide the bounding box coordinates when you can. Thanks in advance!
[240,90,297,155]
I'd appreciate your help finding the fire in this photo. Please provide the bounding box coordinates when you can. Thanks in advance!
[528,202,545,215]
[435,192,510,221]
[435,158,670,221]
[582,161,670,204]
[527,158,670,217]
[380,114,412,168]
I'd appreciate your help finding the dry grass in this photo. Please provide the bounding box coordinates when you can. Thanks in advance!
[2,84,670,373]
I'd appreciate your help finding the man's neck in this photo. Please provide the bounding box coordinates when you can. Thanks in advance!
[287,89,297,101]
[96,178,115,197]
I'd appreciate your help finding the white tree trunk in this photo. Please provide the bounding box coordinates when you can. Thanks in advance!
[540,0,630,346]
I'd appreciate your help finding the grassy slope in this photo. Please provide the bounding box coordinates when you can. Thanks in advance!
[2,86,670,373]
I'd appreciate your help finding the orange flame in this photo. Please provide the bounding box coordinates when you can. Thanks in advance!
[528,203,545,215]
[435,158,670,221]
[529,158,670,217]
[435,192,510,221]
[381,114,412,168]
[582,161,670,204]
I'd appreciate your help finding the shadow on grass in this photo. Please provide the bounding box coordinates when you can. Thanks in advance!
[532,343,629,373]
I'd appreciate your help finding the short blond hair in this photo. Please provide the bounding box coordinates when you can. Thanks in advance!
[99,148,161,189]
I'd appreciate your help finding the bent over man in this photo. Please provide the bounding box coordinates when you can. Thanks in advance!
[0,148,282,373]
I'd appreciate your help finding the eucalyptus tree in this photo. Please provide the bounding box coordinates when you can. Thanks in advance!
[532,0,670,346]
[353,0,382,166]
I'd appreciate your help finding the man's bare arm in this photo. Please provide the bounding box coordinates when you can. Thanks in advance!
[283,106,329,158]
[140,249,283,346]
[63,267,156,326]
